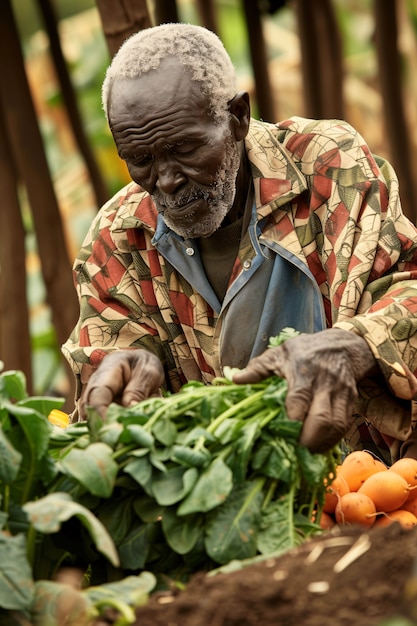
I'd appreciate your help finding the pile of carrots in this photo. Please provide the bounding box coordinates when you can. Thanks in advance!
[321,451,417,530]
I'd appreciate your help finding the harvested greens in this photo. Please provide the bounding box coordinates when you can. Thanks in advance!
[0,329,340,615]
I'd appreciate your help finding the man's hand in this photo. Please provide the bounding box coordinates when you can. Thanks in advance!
[232,329,378,454]
[79,350,165,421]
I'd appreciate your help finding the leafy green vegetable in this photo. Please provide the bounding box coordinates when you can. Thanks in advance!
[0,328,340,625]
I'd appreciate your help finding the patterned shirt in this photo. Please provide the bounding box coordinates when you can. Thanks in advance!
[62,117,417,462]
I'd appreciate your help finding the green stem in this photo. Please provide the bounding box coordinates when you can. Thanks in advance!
[207,389,266,434]
[262,479,278,511]
[238,477,266,520]
[26,523,37,571]
[194,435,206,452]
[112,443,138,462]
[3,484,10,515]
[143,393,211,429]
[89,599,136,626]
[307,485,318,521]
[287,482,296,549]
[259,408,280,428]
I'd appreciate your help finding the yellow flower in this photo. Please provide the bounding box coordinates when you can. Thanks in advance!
[48,409,69,428]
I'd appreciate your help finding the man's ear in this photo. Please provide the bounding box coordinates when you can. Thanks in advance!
[228,91,250,141]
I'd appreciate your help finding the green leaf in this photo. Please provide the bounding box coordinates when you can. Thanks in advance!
[6,409,53,505]
[83,572,156,607]
[205,480,263,564]
[177,457,233,515]
[0,371,27,402]
[120,424,154,448]
[0,511,8,530]
[7,404,51,460]
[268,417,302,439]
[230,420,260,482]
[48,422,89,447]
[0,426,22,483]
[152,418,177,446]
[98,422,123,448]
[58,442,118,498]
[31,580,89,626]
[18,396,64,418]
[124,455,152,489]
[171,444,211,468]
[257,495,303,556]
[23,492,119,566]
[268,328,300,346]
[97,494,136,546]
[86,407,105,443]
[252,437,298,483]
[152,466,198,506]
[0,532,34,610]
[296,445,330,485]
[182,427,216,446]
[212,418,240,444]
[133,495,164,523]
[161,507,201,554]
[118,520,158,570]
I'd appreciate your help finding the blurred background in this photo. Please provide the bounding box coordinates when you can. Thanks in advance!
[1,0,417,409]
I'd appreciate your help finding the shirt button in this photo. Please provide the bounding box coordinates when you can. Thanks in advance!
[243,260,251,269]
[186,247,195,256]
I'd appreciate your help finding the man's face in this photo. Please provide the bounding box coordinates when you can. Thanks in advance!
[108,59,241,238]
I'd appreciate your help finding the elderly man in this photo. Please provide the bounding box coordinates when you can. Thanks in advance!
[63,23,417,463]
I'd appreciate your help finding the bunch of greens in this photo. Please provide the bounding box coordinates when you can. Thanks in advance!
[0,329,340,624]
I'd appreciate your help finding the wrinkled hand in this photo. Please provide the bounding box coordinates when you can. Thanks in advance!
[232,329,378,454]
[79,350,165,421]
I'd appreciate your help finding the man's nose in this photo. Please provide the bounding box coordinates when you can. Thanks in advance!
[155,159,186,194]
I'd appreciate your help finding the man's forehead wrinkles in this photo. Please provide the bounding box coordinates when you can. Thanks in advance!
[135,118,188,142]
[118,115,200,147]
[121,127,189,152]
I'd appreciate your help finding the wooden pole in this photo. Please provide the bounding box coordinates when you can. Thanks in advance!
[294,0,344,119]
[0,109,33,391]
[374,0,417,223]
[95,0,152,57]
[0,0,78,405]
[242,0,276,123]
[195,0,219,33]
[153,0,179,25]
[37,0,110,208]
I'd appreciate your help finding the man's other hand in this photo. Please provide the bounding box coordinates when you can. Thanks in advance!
[79,350,165,420]
[232,329,378,454]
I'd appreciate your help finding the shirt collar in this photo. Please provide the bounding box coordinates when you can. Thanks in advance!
[246,118,307,219]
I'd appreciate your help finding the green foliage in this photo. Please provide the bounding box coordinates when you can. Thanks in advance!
[0,331,340,625]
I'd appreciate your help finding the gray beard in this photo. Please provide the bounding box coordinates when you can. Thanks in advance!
[152,134,241,239]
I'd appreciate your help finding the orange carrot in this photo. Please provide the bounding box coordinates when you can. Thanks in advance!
[373,509,417,530]
[335,492,377,528]
[358,470,410,512]
[323,474,350,514]
[338,450,386,492]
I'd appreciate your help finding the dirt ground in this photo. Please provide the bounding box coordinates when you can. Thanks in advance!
[116,523,417,626]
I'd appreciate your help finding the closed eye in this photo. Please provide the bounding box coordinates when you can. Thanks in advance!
[131,154,152,167]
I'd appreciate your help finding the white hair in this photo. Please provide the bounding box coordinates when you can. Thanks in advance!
[101,23,237,124]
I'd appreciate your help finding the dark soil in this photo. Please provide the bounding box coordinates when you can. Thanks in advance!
[126,523,417,626]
